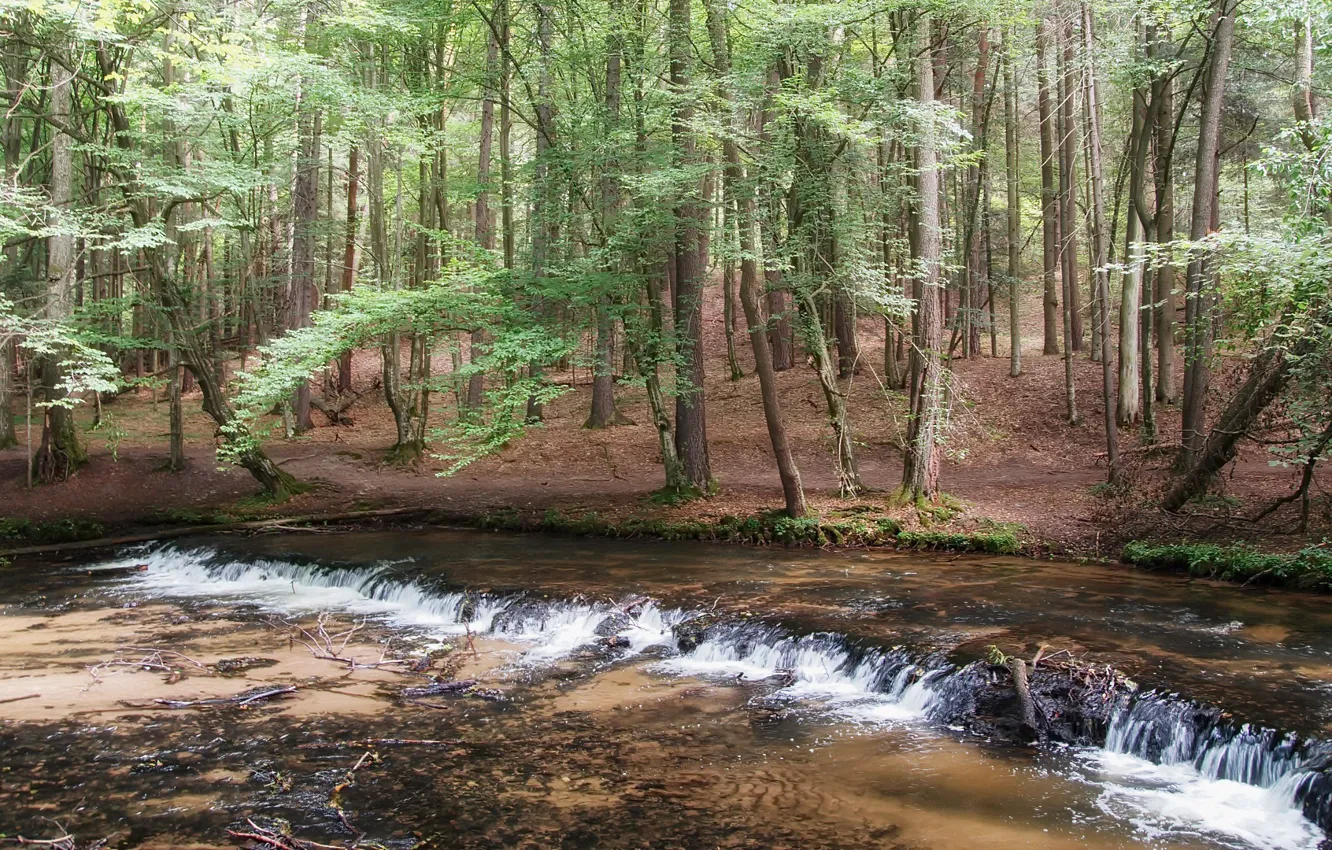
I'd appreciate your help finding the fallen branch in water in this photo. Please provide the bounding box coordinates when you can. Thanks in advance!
[328,749,381,836]
[297,738,466,749]
[0,822,112,850]
[86,646,210,688]
[276,613,427,673]
[151,685,297,709]
[226,819,344,850]
[0,693,40,705]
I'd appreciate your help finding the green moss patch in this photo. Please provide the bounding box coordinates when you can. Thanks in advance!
[0,517,106,546]
[1121,541,1332,590]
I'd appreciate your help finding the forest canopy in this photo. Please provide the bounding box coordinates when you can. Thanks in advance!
[2,0,1330,522]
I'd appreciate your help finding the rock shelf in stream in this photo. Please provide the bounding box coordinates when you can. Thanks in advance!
[98,542,1332,844]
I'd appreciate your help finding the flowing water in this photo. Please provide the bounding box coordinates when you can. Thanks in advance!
[3,529,1332,850]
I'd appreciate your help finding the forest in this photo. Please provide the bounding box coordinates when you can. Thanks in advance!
[1,0,1331,558]
[8,0,1332,845]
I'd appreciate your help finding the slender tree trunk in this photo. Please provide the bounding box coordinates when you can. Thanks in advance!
[1164,316,1319,511]
[1057,15,1083,356]
[1120,44,1159,428]
[705,0,804,516]
[35,50,85,482]
[1053,19,1079,423]
[338,145,359,393]
[1180,0,1236,461]
[527,0,558,424]
[1155,67,1177,403]
[1082,5,1118,479]
[289,8,320,433]
[1036,21,1061,355]
[903,13,944,502]
[587,1,631,427]
[499,0,514,272]
[0,340,15,450]
[1003,26,1022,377]
[468,5,500,411]
[669,0,712,490]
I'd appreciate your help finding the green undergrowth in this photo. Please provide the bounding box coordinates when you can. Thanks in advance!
[0,517,106,546]
[1121,541,1332,590]
[474,507,1026,553]
[148,491,302,527]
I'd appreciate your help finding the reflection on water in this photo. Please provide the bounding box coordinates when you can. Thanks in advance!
[2,530,1330,850]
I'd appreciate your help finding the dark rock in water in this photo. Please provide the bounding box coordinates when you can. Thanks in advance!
[931,659,1135,746]
[599,635,631,649]
[491,600,552,634]
[1274,747,1332,836]
[593,612,633,637]
[215,656,279,675]
[672,613,720,652]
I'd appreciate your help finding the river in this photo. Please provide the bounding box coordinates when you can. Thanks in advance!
[2,529,1330,850]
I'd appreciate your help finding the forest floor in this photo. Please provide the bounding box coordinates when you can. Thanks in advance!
[1,283,1322,557]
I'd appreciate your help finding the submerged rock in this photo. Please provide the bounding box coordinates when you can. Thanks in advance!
[931,658,1136,746]
[671,613,721,652]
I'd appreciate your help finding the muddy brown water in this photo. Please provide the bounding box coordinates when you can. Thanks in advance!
[2,530,1330,850]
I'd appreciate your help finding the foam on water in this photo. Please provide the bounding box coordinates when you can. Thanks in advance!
[100,544,1328,849]
[1083,751,1323,850]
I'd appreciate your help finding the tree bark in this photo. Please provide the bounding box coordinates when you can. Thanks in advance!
[468,3,500,412]
[1057,14,1083,356]
[338,145,359,393]
[587,0,630,428]
[669,0,712,490]
[1155,64,1177,403]
[289,8,321,433]
[1082,4,1118,480]
[1163,325,1311,511]
[1003,26,1022,377]
[705,0,805,517]
[35,49,85,482]
[1180,0,1235,462]
[903,12,944,502]
[1035,21,1061,355]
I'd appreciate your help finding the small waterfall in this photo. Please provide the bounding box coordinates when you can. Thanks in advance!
[1104,694,1307,788]
[1097,692,1332,837]
[103,543,1330,848]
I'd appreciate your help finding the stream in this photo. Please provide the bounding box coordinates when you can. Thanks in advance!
[3,529,1332,850]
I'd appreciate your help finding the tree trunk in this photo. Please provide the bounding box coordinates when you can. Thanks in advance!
[1082,4,1118,481]
[1035,21,1061,355]
[1180,0,1236,462]
[0,339,15,450]
[903,13,945,502]
[338,145,359,393]
[527,0,558,424]
[1163,323,1313,511]
[1057,16,1083,355]
[670,0,712,491]
[94,45,297,497]
[35,50,85,483]
[1004,26,1021,378]
[705,0,805,517]
[468,4,500,411]
[1155,66,1177,403]
[289,10,320,433]
[587,0,630,428]
[1053,18,1078,423]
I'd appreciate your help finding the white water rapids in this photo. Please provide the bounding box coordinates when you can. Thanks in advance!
[91,544,1327,850]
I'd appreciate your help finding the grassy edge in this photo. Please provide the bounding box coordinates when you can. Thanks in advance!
[469,508,1025,555]
[1121,540,1332,591]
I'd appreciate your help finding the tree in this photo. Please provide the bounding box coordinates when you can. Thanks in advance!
[1180,0,1237,462]
[903,12,945,503]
